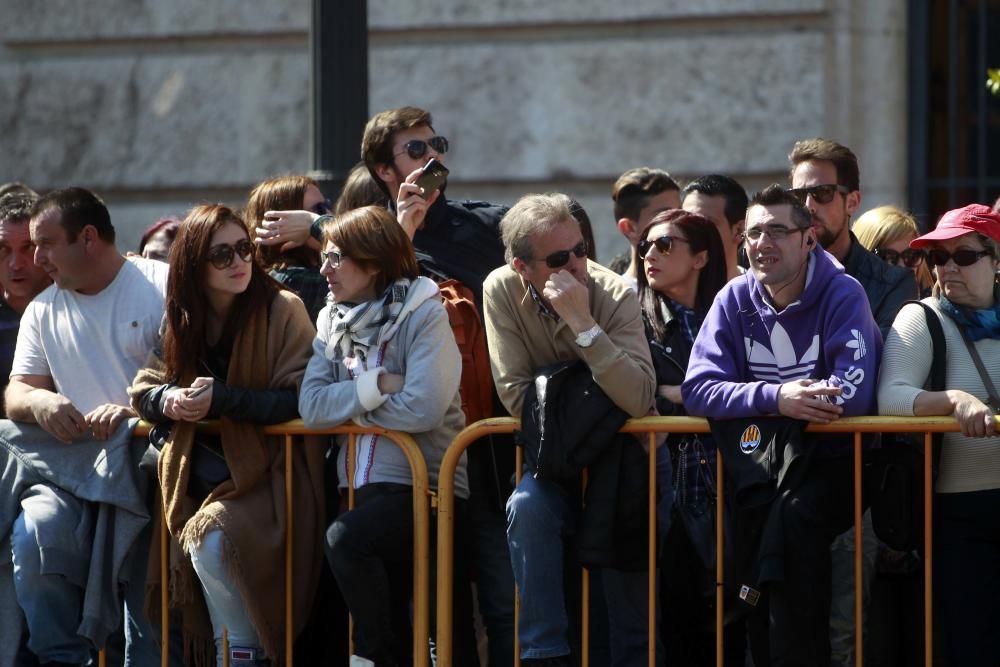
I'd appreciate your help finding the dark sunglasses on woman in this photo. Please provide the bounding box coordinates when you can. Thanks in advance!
[207,239,255,270]
[637,234,690,259]
[393,135,450,161]
[874,247,925,268]
[925,248,994,268]
[540,241,588,269]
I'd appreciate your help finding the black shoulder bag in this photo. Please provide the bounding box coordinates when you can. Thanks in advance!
[866,302,945,552]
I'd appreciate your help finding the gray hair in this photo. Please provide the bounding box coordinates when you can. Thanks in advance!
[500,193,577,263]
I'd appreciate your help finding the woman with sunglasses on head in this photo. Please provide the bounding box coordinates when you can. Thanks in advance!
[245,174,334,322]
[298,205,477,667]
[854,205,934,297]
[129,204,325,667]
[878,204,1000,666]
[636,209,741,665]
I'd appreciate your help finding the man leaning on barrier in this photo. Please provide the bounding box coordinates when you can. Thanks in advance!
[483,192,662,666]
[0,188,168,666]
[681,185,881,665]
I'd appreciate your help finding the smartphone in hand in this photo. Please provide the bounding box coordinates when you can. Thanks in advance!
[188,383,211,398]
[414,158,449,200]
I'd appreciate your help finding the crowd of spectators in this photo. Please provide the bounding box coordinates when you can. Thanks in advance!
[0,107,998,667]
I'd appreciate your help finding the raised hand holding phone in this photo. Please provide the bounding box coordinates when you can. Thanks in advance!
[395,159,449,239]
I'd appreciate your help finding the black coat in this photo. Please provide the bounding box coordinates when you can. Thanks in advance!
[518,360,650,571]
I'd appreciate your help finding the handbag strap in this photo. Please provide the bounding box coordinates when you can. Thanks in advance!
[957,326,1000,412]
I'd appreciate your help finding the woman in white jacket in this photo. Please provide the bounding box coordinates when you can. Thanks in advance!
[298,205,472,667]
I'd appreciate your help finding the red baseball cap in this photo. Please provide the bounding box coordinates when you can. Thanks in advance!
[911,204,1000,248]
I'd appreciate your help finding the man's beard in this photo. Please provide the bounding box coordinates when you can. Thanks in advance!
[813,213,848,248]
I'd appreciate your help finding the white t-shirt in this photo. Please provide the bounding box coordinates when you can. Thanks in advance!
[12,257,168,413]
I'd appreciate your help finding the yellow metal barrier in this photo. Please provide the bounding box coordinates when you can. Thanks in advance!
[133,420,430,667]
[435,415,967,667]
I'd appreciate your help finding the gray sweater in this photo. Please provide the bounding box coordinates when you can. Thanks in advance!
[299,279,469,498]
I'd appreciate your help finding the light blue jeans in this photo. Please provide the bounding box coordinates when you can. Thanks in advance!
[11,485,93,664]
[11,484,164,666]
[506,474,663,665]
[189,530,263,666]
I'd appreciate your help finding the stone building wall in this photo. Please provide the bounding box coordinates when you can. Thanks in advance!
[0,0,906,260]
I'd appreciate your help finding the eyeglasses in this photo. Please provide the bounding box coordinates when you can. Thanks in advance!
[309,199,331,215]
[787,184,851,205]
[925,248,994,268]
[874,247,925,268]
[744,225,808,243]
[637,234,690,259]
[207,239,254,270]
[393,135,450,161]
[321,249,345,269]
[537,241,588,269]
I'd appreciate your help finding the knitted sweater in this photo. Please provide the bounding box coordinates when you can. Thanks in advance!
[878,298,1000,494]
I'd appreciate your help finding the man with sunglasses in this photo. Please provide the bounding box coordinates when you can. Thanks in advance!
[683,185,881,666]
[0,187,169,666]
[361,106,507,306]
[362,106,516,665]
[789,139,917,667]
[484,193,659,666]
[789,138,916,340]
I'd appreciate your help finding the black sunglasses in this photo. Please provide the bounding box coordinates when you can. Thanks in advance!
[393,135,449,161]
[787,183,850,205]
[637,234,690,259]
[309,199,331,215]
[926,248,994,268]
[538,241,588,269]
[207,239,255,270]
[874,247,925,268]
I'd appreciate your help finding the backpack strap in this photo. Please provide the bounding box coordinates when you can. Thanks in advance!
[907,300,946,474]
[908,301,946,392]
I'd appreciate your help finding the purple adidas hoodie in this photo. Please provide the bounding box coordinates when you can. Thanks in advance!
[681,248,881,419]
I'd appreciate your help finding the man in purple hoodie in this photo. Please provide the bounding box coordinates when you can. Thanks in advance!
[681,185,881,665]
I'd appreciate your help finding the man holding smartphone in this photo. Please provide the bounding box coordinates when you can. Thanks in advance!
[361,106,515,666]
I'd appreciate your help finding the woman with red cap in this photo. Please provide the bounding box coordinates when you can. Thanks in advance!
[878,203,1000,665]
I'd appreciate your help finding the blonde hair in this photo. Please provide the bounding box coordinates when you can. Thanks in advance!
[853,206,933,293]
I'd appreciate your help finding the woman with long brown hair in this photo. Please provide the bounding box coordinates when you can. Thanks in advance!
[636,209,739,665]
[129,204,324,666]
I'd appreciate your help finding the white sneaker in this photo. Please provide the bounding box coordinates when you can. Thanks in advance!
[349,656,375,667]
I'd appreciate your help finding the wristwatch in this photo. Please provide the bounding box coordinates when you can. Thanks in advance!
[574,324,603,348]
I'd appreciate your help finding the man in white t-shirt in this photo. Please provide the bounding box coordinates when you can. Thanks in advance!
[3,187,167,666]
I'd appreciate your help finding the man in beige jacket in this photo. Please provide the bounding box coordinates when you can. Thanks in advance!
[483,192,659,666]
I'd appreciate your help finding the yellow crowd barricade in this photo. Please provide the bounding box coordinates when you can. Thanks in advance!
[100,420,431,667]
[435,415,970,667]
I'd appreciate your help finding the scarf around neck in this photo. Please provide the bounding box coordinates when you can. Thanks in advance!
[327,276,439,369]
[939,285,1000,342]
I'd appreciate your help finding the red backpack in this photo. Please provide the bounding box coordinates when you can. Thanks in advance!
[437,279,494,425]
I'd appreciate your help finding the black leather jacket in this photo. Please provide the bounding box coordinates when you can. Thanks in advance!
[644,308,694,418]
[519,360,649,570]
[842,232,918,341]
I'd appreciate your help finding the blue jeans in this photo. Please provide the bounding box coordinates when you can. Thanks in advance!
[506,474,663,665]
[11,485,91,665]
